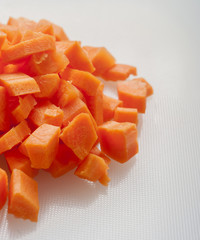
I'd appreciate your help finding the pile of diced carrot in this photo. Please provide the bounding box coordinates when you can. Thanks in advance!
[0,17,153,222]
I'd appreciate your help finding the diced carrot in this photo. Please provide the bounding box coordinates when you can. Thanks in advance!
[60,113,97,160]
[47,144,81,178]
[61,67,101,96]
[98,121,138,163]
[8,169,39,222]
[86,83,104,125]
[29,100,64,127]
[7,17,37,32]
[5,148,38,178]
[27,50,69,76]
[0,24,19,43]
[21,30,44,41]
[74,153,109,183]
[38,19,69,41]
[114,107,138,124]
[117,79,147,113]
[101,64,137,81]
[11,30,22,44]
[35,20,54,36]
[56,41,95,72]
[3,63,24,74]
[83,46,115,75]
[103,95,123,122]
[133,77,153,97]
[24,124,60,169]
[61,97,97,129]
[0,120,31,154]
[18,140,28,157]
[98,172,110,186]
[0,168,8,210]
[0,73,40,96]
[0,86,10,132]
[0,31,7,49]
[90,146,111,165]
[11,95,37,123]
[1,33,55,63]
[56,80,79,108]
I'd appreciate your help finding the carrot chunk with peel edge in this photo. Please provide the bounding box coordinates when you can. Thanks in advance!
[0,168,8,210]
[101,63,137,81]
[0,86,10,132]
[24,124,60,169]
[98,121,138,163]
[60,113,98,160]
[5,148,38,178]
[74,153,110,185]
[117,79,147,113]
[90,146,111,165]
[83,46,116,75]
[133,77,153,97]
[8,169,39,222]
[0,73,40,96]
[114,107,138,124]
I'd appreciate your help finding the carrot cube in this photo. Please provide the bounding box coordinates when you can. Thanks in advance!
[114,107,138,124]
[0,168,8,210]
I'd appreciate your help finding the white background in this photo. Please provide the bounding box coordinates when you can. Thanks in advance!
[0,0,200,239]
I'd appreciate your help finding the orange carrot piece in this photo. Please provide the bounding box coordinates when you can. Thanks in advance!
[98,121,138,163]
[103,95,123,122]
[0,86,10,132]
[62,97,97,129]
[11,95,37,123]
[8,169,39,222]
[29,100,63,127]
[18,140,28,157]
[90,146,111,165]
[117,79,147,113]
[3,63,22,74]
[61,68,101,96]
[0,120,31,154]
[0,168,8,210]
[0,73,40,96]
[0,31,7,49]
[24,124,60,169]
[83,46,115,75]
[133,77,153,97]
[1,33,55,63]
[21,30,44,41]
[114,107,138,124]
[56,41,95,72]
[27,50,69,76]
[48,144,81,178]
[7,17,36,32]
[74,153,109,183]
[86,83,104,125]
[38,19,69,41]
[35,20,54,36]
[56,80,79,108]
[5,148,38,178]
[0,24,19,43]
[102,63,137,81]
[60,113,98,160]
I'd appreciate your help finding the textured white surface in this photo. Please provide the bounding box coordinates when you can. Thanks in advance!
[0,0,200,239]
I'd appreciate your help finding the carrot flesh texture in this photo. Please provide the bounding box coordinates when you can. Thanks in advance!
[56,41,95,72]
[0,24,19,43]
[56,80,79,108]
[0,73,40,96]
[83,46,115,75]
[8,169,39,222]
[11,95,37,123]
[29,100,64,127]
[0,86,10,132]
[133,77,153,97]
[0,120,31,154]
[35,20,54,36]
[60,113,98,160]
[86,83,104,126]
[102,64,137,81]
[61,68,101,97]
[98,121,138,163]
[62,97,97,129]
[114,107,138,124]
[24,124,60,169]
[117,79,147,113]
[5,148,38,178]
[27,50,69,76]
[1,33,56,63]
[34,73,60,98]
[90,146,111,165]
[0,31,7,49]
[48,144,81,178]
[74,153,109,183]
[103,95,123,122]
[7,17,37,32]
[0,168,8,210]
